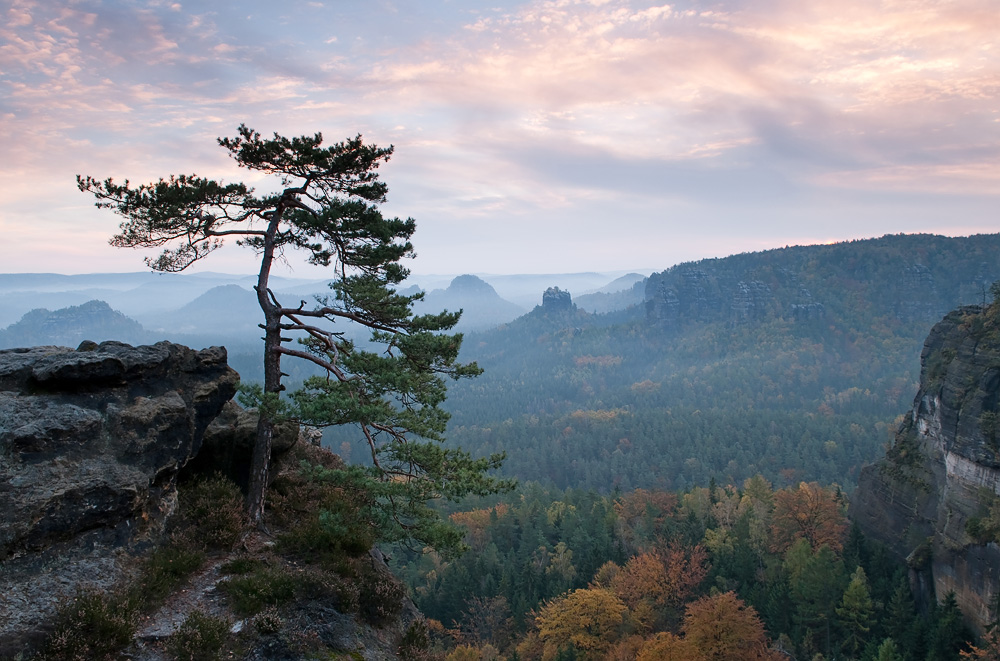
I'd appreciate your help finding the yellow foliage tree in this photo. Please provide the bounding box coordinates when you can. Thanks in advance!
[636,632,689,661]
[535,588,627,660]
[445,645,481,661]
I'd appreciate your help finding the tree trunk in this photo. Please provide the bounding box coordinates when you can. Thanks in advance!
[246,210,284,526]
[247,413,274,526]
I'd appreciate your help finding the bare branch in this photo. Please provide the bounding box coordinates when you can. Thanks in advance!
[278,305,400,334]
[274,346,355,382]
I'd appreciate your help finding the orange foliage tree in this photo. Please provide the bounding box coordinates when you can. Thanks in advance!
[614,489,679,552]
[770,481,847,553]
[636,632,689,661]
[450,504,508,552]
[612,545,708,604]
[960,628,1000,660]
[682,591,783,661]
[609,544,709,632]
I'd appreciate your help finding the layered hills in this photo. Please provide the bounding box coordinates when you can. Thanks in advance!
[438,233,1000,493]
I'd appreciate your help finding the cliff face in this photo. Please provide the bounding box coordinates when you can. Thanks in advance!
[1,341,426,660]
[0,340,239,653]
[851,306,1000,631]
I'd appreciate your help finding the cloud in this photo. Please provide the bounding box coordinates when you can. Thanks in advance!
[360,0,1000,199]
[0,0,997,275]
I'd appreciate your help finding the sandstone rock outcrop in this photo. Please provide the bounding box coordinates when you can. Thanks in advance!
[542,286,573,312]
[0,341,238,653]
[851,306,1000,632]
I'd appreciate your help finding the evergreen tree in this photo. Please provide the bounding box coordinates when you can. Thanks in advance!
[927,592,974,661]
[79,126,511,547]
[786,540,845,656]
[837,566,875,658]
[875,637,905,661]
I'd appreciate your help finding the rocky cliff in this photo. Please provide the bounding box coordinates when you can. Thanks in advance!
[0,340,238,653]
[851,305,1000,632]
[0,340,426,660]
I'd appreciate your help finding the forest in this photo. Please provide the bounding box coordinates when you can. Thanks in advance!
[391,478,986,660]
[368,234,1000,660]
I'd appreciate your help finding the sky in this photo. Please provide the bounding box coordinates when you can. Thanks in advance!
[1,0,998,277]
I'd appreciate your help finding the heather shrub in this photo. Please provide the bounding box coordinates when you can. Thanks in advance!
[166,610,231,661]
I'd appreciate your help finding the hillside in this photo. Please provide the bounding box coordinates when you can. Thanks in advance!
[430,233,1000,493]
[0,300,149,349]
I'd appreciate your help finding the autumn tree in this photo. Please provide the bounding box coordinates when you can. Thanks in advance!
[961,628,1000,660]
[682,591,782,660]
[457,596,513,651]
[535,588,627,660]
[770,481,848,553]
[635,632,688,661]
[609,544,708,630]
[78,126,511,545]
[614,489,679,552]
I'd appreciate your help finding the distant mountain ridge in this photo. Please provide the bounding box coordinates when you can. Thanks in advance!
[138,284,260,336]
[0,300,148,349]
[433,232,1000,494]
[644,233,999,329]
[415,275,525,331]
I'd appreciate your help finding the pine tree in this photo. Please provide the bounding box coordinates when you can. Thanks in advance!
[927,592,974,661]
[79,126,512,546]
[875,637,905,661]
[836,566,875,658]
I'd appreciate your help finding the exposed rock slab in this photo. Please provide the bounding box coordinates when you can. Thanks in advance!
[0,341,238,655]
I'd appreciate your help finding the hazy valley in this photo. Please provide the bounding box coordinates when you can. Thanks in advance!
[4,232,1000,660]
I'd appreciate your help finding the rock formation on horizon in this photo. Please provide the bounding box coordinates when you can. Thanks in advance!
[541,286,573,312]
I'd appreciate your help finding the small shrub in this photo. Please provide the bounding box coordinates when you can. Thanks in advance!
[140,544,206,603]
[44,589,139,660]
[329,574,362,613]
[358,565,406,626]
[166,610,231,661]
[179,474,248,550]
[398,620,435,661]
[220,567,301,616]
[252,606,283,634]
[220,554,267,576]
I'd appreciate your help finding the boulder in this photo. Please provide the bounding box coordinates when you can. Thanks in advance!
[0,341,238,654]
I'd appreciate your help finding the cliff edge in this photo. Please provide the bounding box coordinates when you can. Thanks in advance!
[0,340,239,654]
[852,304,1000,632]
